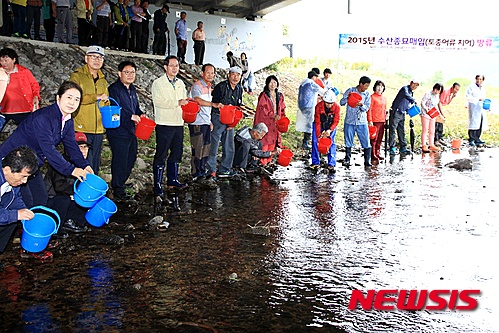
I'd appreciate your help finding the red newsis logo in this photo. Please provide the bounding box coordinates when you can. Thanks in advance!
[348,290,481,311]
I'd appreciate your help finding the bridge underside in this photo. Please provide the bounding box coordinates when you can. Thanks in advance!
[160,0,300,19]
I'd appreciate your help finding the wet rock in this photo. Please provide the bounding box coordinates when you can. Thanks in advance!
[100,173,112,183]
[147,216,163,227]
[445,158,473,171]
[133,283,142,290]
[96,234,125,245]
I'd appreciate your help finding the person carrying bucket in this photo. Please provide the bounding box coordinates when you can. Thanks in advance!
[108,61,147,201]
[420,83,444,153]
[388,79,419,156]
[339,76,372,167]
[310,89,340,173]
[188,63,223,182]
[233,123,274,173]
[0,146,53,260]
[151,55,189,202]
[69,45,109,175]
[0,81,93,209]
[44,132,92,234]
[206,66,244,179]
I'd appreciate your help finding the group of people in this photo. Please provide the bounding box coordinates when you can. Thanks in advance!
[0,45,148,260]
[296,68,489,171]
[0,44,283,260]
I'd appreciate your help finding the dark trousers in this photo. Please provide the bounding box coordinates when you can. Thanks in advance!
[130,20,142,52]
[96,16,109,47]
[11,3,26,35]
[188,124,210,177]
[47,195,87,228]
[176,38,187,62]
[193,40,205,65]
[434,122,444,142]
[0,223,17,253]
[107,133,137,196]
[26,5,42,39]
[153,125,184,166]
[85,133,103,175]
[20,171,48,208]
[1,0,14,36]
[388,109,407,149]
[140,24,149,53]
[113,25,129,50]
[43,17,56,42]
[77,17,92,46]
[153,30,166,55]
[468,117,483,143]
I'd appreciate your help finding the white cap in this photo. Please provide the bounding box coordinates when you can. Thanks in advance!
[229,66,242,74]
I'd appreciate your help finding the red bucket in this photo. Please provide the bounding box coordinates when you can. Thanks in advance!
[220,105,238,125]
[369,125,377,140]
[181,99,200,123]
[135,117,156,140]
[277,149,294,167]
[318,137,332,154]
[228,108,243,128]
[347,92,362,108]
[427,107,439,119]
[277,116,290,133]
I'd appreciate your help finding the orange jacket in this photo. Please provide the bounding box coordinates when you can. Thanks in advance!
[367,93,387,123]
[0,65,40,114]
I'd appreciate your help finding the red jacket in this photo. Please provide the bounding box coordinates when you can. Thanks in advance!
[314,101,340,138]
[367,93,387,123]
[0,65,40,114]
[254,90,286,147]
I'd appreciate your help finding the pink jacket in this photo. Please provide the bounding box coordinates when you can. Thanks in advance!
[254,90,286,147]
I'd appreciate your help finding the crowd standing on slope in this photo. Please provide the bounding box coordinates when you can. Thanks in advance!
[0,41,492,261]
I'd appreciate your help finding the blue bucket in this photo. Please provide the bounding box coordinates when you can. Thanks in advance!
[332,87,339,96]
[407,104,421,117]
[97,97,121,129]
[73,174,108,208]
[483,99,491,110]
[85,196,117,227]
[21,206,60,253]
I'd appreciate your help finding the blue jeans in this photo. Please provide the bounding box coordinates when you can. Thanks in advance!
[311,125,337,166]
[344,123,370,149]
[206,112,234,174]
[242,71,254,92]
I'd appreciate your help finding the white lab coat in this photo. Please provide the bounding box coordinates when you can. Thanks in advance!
[465,84,488,130]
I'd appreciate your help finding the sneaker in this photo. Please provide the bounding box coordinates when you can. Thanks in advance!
[389,147,397,155]
[422,145,430,153]
[309,164,320,170]
[476,140,485,145]
[429,145,440,152]
[20,249,53,260]
[327,165,336,173]
[469,140,476,147]
[22,34,29,39]
[11,32,20,37]
[217,170,236,178]
[62,219,88,233]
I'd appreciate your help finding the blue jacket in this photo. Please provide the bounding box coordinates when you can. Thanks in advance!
[0,166,26,225]
[391,85,416,113]
[107,79,143,138]
[0,103,90,176]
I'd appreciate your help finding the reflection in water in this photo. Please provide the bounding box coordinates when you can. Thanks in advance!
[22,303,60,333]
[267,150,499,332]
[74,257,124,330]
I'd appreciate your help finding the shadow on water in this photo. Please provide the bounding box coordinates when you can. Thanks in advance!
[0,148,498,332]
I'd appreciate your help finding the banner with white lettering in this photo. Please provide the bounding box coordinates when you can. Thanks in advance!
[339,34,499,52]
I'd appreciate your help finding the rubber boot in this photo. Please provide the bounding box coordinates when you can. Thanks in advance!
[343,147,351,167]
[364,148,372,167]
[166,162,188,189]
[153,164,165,198]
[302,133,311,149]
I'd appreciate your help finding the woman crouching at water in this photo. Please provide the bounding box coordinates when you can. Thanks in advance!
[0,81,93,208]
